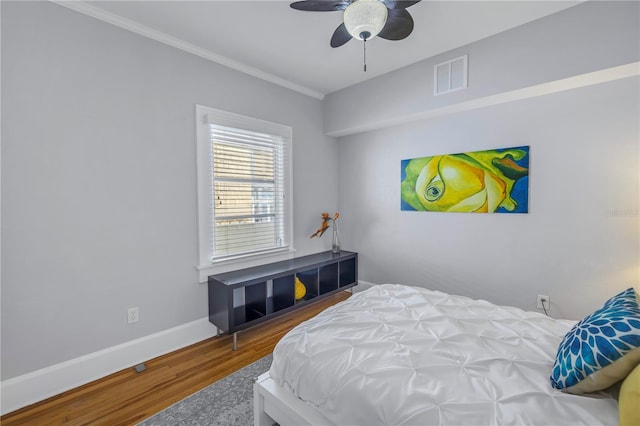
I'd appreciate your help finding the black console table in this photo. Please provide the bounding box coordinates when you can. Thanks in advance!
[208,251,358,349]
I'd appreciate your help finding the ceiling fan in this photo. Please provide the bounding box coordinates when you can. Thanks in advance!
[290,0,421,48]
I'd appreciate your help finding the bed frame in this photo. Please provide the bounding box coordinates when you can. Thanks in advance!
[253,372,333,426]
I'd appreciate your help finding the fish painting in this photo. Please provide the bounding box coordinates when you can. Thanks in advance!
[401,146,529,213]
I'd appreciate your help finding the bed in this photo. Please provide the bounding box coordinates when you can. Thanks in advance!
[254,284,627,425]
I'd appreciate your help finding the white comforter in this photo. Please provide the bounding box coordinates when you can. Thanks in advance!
[269,284,618,425]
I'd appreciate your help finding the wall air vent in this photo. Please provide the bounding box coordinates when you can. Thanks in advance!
[434,55,468,96]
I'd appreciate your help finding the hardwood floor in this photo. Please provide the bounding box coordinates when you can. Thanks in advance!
[1,291,351,426]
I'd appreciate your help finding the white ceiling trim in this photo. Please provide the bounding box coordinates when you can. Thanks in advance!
[327,62,640,137]
[50,1,325,100]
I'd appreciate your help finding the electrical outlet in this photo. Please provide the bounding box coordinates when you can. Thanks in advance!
[128,307,139,324]
[537,295,550,310]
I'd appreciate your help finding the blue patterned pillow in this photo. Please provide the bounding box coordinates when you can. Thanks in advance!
[550,288,640,393]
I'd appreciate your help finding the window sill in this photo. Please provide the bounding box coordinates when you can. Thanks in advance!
[197,248,296,283]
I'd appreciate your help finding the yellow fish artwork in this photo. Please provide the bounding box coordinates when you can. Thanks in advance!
[401,146,529,213]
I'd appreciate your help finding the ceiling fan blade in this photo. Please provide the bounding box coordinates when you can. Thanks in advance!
[330,22,352,47]
[378,9,414,41]
[383,0,421,10]
[290,0,349,12]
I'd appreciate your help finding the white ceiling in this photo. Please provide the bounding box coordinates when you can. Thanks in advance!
[70,1,582,98]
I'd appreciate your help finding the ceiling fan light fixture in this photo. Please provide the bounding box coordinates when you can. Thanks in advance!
[343,0,388,41]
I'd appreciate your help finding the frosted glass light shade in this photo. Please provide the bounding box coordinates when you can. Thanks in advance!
[343,0,388,41]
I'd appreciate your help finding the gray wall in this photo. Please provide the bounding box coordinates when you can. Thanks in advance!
[2,0,639,384]
[337,77,639,320]
[1,1,338,380]
[333,1,639,320]
[324,1,640,136]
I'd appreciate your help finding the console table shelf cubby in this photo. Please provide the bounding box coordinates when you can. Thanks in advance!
[208,251,358,349]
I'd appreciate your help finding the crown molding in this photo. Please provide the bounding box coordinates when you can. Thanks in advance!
[50,1,325,100]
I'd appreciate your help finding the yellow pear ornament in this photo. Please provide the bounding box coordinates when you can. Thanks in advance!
[295,276,306,300]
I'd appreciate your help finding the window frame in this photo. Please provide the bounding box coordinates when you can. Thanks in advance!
[195,105,294,282]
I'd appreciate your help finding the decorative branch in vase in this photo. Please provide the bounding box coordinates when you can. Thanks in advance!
[310,212,341,253]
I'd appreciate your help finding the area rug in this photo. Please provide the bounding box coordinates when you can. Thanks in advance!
[139,354,273,426]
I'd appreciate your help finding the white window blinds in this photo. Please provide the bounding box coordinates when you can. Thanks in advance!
[207,123,289,260]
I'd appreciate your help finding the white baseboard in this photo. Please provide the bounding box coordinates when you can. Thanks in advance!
[0,317,218,416]
[354,280,376,292]
[1,285,372,415]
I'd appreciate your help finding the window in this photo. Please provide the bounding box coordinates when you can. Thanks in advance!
[196,105,293,279]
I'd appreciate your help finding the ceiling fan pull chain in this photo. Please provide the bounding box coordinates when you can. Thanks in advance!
[363,38,367,72]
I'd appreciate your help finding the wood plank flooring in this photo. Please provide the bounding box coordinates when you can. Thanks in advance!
[1,291,351,426]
